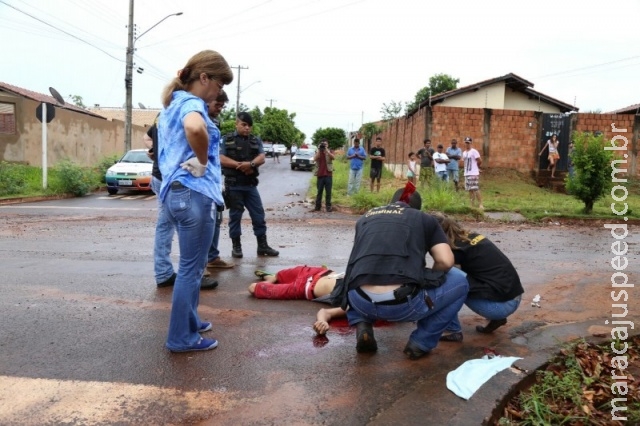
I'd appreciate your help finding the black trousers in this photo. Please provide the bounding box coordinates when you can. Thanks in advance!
[315,175,332,209]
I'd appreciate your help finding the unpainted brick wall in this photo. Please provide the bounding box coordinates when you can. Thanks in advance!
[377,106,638,177]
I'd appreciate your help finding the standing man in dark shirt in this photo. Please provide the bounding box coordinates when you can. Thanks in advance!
[204,91,235,271]
[312,139,334,212]
[340,185,469,360]
[369,137,385,192]
[220,112,279,258]
[144,115,218,290]
[417,138,434,188]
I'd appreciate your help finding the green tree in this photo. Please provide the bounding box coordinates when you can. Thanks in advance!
[312,128,347,151]
[360,122,385,149]
[260,107,299,147]
[566,132,614,214]
[405,73,459,113]
[428,73,460,96]
[69,94,86,109]
[380,100,403,121]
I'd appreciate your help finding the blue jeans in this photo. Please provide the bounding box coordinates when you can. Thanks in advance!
[207,205,223,262]
[164,185,215,351]
[447,169,459,183]
[346,268,469,353]
[227,185,267,239]
[437,170,449,182]
[446,295,522,333]
[151,177,175,283]
[315,175,332,209]
[347,168,363,195]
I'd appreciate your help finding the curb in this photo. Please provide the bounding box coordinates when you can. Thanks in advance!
[0,193,76,206]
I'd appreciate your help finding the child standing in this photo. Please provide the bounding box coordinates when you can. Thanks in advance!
[406,152,417,184]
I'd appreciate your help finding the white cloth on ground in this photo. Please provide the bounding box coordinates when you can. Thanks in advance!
[446,356,522,400]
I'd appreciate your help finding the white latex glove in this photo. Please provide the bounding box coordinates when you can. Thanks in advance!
[180,157,208,177]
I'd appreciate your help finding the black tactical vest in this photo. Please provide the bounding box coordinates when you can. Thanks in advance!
[222,133,261,186]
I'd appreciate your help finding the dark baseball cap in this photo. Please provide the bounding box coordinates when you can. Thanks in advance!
[237,112,253,126]
[464,137,472,143]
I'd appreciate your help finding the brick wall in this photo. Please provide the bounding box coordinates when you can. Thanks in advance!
[377,105,639,177]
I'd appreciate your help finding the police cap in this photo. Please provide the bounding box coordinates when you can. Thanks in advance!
[237,112,253,126]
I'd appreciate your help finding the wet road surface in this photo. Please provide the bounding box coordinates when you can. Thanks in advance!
[0,159,638,425]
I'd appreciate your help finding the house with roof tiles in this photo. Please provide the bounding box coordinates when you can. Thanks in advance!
[0,82,149,167]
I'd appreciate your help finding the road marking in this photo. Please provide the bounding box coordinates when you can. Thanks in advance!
[0,205,155,211]
[0,375,238,424]
[98,195,156,200]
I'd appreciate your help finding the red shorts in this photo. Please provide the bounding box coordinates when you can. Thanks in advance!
[253,266,330,300]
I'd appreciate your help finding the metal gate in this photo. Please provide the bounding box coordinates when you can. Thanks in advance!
[539,113,572,171]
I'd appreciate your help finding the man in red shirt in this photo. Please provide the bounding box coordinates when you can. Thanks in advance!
[313,139,335,212]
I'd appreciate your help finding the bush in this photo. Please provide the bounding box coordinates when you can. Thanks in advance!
[0,162,28,196]
[50,159,94,197]
[95,154,121,183]
[566,132,614,214]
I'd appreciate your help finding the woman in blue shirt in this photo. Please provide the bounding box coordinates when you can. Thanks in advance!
[157,50,233,352]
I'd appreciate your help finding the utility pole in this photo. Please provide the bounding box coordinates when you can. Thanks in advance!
[266,99,277,108]
[124,0,135,153]
[233,65,249,114]
[124,4,181,153]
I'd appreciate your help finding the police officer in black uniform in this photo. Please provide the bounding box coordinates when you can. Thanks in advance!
[220,112,279,258]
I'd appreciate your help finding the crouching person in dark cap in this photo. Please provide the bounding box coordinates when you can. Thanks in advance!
[339,182,469,360]
[220,112,279,258]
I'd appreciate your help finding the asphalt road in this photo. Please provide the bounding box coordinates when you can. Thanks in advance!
[0,158,637,425]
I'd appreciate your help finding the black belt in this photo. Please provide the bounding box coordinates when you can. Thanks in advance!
[170,181,185,190]
[356,285,428,306]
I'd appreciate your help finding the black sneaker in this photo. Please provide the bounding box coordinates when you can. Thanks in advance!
[439,332,464,342]
[200,276,219,290]
[355,322,377,353]
[403,340,430,360]
[476,318,507,334]
[157,272,177,288]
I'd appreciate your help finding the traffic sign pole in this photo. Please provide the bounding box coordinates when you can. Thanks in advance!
[42,103,47,189]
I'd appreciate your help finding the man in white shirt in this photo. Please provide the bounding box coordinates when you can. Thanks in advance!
[462,137,484,210]
[433,144,450,181]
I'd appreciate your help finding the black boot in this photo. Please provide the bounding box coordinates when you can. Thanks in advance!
[231,237,243,258]
[355,322,377,353]
[257,235,279,256]
[476,318,507,334]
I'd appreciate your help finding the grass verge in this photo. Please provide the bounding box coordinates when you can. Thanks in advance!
[496,336,639,425]
[308,157,640,221]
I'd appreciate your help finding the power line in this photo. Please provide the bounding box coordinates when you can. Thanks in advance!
[0,0,124,62]
[535,55,640,80]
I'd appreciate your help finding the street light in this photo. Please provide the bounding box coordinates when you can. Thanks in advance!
[236,80,261,114]
[124,7,182,152]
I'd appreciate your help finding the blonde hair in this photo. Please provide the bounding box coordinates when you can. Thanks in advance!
[161,50,233,107]
[433,213,471,249]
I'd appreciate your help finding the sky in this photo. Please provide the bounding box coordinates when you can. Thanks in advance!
[1,0,639,141]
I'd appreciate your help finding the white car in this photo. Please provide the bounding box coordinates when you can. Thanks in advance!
[290,148,316,171]
[105,149,153,195]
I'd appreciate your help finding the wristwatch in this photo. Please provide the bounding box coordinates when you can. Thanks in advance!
[250,161,256,168]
